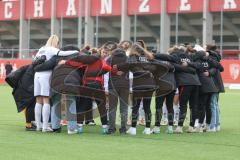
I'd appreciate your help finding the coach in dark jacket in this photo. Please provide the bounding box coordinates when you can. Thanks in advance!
[5,62,13,76]
[6,65,35,113]
[5,64,36,130]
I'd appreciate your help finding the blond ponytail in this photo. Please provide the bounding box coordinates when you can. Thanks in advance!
[45,35,59,48]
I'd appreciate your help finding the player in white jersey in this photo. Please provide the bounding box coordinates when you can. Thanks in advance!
[34,35,78,132]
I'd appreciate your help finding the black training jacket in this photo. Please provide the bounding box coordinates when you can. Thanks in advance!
[154,60,176,96]
[5,65,35,113]
[153,56,176,88]
[154,52,198,88]
[117,53,169,92]
[171,51,201,86]
[208,51,225,93]
[194,52,218,93]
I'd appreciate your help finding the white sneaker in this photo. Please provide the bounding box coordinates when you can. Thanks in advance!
[102,125,108,129]
[68,129,78,135]
[142,128,152,135]
[36,127,42,131]
[101,125,108,134]
[166,126,174,134]
[216,126,221,132]
[77,123,83,127]
[187,126,196,133]
[174,126,183,134]
[36,123,42,131]
[87,122,96,126]
[42,127,53,132]
[194,119,199,128]
[152,126,160,134]
[126,127,136,135]
[206,127,216,133]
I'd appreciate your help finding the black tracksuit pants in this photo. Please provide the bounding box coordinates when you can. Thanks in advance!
[77,82,108,125]
[155,90,175,127]
[198,92,213,125]
[178,85,199,127]
[131,90,154,128]
[77,97,108,125]
[25,102,35,123]
[76,97,93,124]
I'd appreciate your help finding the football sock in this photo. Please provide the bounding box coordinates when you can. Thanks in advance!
[35,103,42,129]
[42,103,51,129]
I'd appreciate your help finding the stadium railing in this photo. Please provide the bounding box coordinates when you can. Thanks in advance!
[0,49,38,59]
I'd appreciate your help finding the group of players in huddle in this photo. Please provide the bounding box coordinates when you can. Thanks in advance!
[7,35,224,135]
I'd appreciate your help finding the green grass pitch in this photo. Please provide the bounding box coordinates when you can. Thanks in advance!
[0,85,240,160]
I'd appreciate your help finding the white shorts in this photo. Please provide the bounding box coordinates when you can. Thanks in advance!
[34,72,51,97]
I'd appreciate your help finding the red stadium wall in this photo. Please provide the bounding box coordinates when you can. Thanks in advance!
[25,0,52,19]
[0,59,240,85]
[0,60,32,84]
[56,0,86,18]
[221,60,240,84]
[127,0,161,15]
[1,0,240,20]
[167,0,203,13]
[0,0,20,21]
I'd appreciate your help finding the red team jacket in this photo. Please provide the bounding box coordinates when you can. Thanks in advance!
[66,59,113,87]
